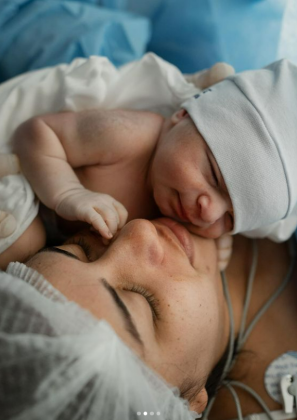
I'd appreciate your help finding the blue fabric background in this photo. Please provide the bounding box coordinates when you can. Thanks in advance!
[0,0,151,82]
[0,0,296,82]
[104,0,288,73]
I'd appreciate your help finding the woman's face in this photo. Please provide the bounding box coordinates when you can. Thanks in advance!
[26,218,229,412]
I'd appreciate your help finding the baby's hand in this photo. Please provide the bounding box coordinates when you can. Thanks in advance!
[55,189,128,239]
[185,62,235,89]
[216,234,233,272]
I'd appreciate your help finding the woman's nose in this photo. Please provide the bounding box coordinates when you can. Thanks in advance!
[197,194,227,224]
[121,220,164,265]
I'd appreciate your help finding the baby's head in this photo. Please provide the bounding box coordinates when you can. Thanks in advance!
[150,108,234,239]
[151,59,297,238]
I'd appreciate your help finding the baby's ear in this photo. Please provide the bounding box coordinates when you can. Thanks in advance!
[171,108,189,125]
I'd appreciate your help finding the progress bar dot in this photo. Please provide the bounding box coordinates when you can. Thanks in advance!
[150,413,154,416]
[137,413,141,416]
[144,413,147,416]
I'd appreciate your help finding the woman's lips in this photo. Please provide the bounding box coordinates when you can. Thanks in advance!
[155,217,194,264]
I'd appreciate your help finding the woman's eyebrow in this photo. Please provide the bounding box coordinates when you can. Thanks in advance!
[100,278,145,354]
[37,246,80,260]
[36,248,144,353]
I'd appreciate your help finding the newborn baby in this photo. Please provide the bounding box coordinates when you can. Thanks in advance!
[0,57,234,270]
[13,106,233,239]
[14,60,297,239]
[2,58,297,270]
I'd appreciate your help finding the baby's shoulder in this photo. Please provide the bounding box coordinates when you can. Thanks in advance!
[96,109,163,159]
[73,108,162,165]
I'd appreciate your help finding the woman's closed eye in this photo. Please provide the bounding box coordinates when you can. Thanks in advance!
[59,233,163,325]
[63,235,107,262]
[68,237,92,260]
[123,283,161,324]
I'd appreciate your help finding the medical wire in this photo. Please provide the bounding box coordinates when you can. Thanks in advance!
[228,381,274,420]
[203,237,296,420]
[202,260,236,418]
[239,239,296,349]
[225,383,243,420]
[237,240,258,349]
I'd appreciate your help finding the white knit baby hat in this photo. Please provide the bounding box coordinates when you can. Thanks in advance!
[1,263,201,420]
[182,59,297,234]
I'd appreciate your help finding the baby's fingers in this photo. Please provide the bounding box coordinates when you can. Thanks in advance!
[86,209,113,239]
[216,234,233,272]
[112,200,128,229]
[97,207,120,237]
[90,205,122,238]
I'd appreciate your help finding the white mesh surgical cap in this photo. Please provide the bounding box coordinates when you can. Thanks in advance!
[1,263,201,420]
[182,59,297,234]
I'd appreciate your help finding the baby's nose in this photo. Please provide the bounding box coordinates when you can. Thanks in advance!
[197,195,226,224]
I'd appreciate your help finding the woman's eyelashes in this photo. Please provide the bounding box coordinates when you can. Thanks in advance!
[123,283,161,324]
[65,237,94,261]
[62,236,162,322]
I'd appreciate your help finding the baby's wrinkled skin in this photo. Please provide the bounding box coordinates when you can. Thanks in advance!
[0,62,234,269]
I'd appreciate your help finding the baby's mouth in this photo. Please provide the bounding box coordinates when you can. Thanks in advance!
[176,194,212,228]
[176,194,190,222]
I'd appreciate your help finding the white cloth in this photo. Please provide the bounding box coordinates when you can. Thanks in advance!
[183,60,297,241]
[0,53,199,253]
[243,214,297,243]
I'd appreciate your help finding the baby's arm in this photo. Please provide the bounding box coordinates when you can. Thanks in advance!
[13,110,130,239]
[0,216,46,270]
